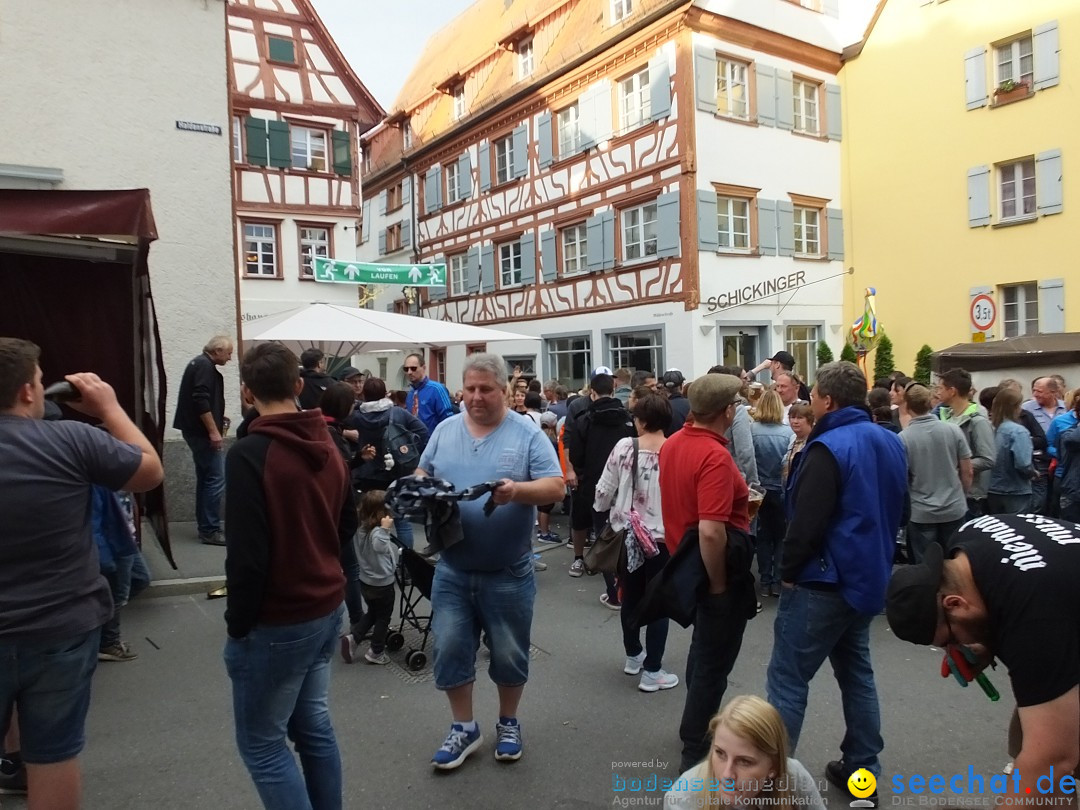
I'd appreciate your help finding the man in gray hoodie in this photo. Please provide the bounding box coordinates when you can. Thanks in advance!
[937,368,995,518]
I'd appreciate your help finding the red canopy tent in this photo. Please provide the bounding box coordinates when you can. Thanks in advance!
[0,188,174,566]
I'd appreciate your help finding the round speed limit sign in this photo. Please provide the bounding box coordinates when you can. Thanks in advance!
[970,294,996,332]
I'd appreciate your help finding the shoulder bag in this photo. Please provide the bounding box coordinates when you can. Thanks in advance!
[584,439,638,575]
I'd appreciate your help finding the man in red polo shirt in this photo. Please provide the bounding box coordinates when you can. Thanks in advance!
[659,372,752,772]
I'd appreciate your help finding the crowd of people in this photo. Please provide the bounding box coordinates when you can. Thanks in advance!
[2,330,1079,810]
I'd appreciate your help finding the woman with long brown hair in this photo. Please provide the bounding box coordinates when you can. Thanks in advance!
[988,387,1036,514]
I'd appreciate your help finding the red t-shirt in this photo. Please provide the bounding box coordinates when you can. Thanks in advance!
[658,424,750,554]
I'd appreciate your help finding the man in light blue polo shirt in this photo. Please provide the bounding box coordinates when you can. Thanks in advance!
[417,353,563,771]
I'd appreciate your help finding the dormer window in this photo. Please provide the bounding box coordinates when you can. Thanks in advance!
[518,37,534,78]
[612,0,632,23]
[402,120,412,150]
[453,84,466,120]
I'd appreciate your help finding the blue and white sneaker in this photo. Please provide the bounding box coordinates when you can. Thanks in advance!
[431,723,483,770]
[495,717,523,762]
[536,531,562,544]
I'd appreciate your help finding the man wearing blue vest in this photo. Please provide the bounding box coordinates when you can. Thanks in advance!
[765,361,906,806]
[403,352,454,435]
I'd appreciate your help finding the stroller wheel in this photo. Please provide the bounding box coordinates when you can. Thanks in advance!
[406,649,427,671]
[386,632,405,652]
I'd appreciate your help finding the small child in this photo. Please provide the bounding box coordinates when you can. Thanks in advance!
[343,491,400,665]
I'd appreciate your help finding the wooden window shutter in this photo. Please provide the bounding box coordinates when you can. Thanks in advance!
[478,141,491,192]
[775,70,794,131]
[331,130,352,176]
[586,214,605,272]
[964,48,988,110]
[693,45,718,115]
[1036,150,1063,216]
[244,117,268,166]
[649,54,671,122]
[458,152,473,198]
[425,166,442,214]
[1033,21,1060,91]
[267,120,291,168]
[967,166,991,227]
[601,210,616,270]
[697,190,718,252]
[520,233,536,285]
[268,36,295,64]
[540,229,557,282]
[758,199,777,256]
[378,189,387,215]
[776,201,795,256]
[512,124,529,179]
[826,208,844,261]
[1038,278,1065,333]
[401,176,411,205]
[656,191,681,258]
[377,228,387,256]
[826,84,842,141]
[537,113,553,169]
[480,244,495,293]
[467,246,481,293]
[400,220,411,248]
[756,65,777,127]
[361,198,371,244]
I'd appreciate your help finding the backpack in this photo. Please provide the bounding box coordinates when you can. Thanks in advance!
[383,409,423,477]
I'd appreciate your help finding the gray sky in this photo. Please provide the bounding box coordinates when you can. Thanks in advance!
[311,0,474,110]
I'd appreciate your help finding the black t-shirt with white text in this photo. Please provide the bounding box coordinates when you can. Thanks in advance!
[952,514,1080,707]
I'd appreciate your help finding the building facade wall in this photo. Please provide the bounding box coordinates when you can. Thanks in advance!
[0,0,238,429]
[842,0,1078,372]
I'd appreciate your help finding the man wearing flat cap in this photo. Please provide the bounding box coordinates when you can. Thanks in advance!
[886,514,1080,802]
[765,360,906,802]
[659,373,754,771]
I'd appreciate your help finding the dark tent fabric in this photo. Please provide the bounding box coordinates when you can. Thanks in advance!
[0,188,174,567]
[933,333,1080,373]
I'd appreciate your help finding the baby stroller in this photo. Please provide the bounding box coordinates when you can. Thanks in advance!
[386,536,435,671]
[383,476,504,672]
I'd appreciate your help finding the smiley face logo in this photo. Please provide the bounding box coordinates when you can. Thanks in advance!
[847,769,876,799]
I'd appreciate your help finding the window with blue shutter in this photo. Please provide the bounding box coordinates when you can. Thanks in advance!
[538,113,553,169]
[458,152,473,198]
[377,228,387,256]
[425,166,442,214]
[826,208,844,261]
[967,166,991,227]
[520,233,536,285]
[776,201,795,256]
[757,65,777,127]
[697,190,718,252]
[478,141,491,192]
[825,85,842,141]
[1038,278,1065,333]
[964,48,988,110]
[649,54,671,122]
[759,200,778,256]
[401,176,411,205]
[245,117,268,166]
[400,220,411,249]
[694,46,718,115]
[601,210,616,270]
[656,191,680,258]
[512,124,529,180]
[541,229,557,282]
[775,70,794,131]
[467,247,481,293]
[1033,22,1060,91]
[480,244,495,293]
[1036,150,1063,216]
[267,120,291,168]
[378,190,387,215]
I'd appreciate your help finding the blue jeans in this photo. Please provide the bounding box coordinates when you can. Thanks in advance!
[430,555,535,690]
[394,516,414,549]
[184,431,224,536]
[755,490,786,589]
[766,586,883,776]
[224,605,344,810]
[0,628,100,764]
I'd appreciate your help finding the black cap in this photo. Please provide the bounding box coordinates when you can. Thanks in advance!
[661,369,685,391]
[885,542,944,645]
[334,366,362,381]
[769,351,796,369]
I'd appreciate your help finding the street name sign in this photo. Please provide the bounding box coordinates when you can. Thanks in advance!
[312,257,446,287]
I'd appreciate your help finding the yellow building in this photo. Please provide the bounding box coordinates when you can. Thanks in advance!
[841,0,1076,374]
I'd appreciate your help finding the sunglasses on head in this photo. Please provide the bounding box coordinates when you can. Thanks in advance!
[403,365,419,372]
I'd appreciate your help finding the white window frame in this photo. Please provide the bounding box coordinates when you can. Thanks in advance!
[402,121,412,150]
[449,253,468,297]
[244,223,277,277]
[499,241,523,287]
[716,58,749,120]
[557,103,581,156]
[298,226,330,278]
[518,37,534,79]
[793,205,821,257]
[717,196,751,252]
[612,0,632,22]
[291,126,328,171]
[995,36,1034,88]
[495,134,514,185]
[453,85,466,120]
[999,159,1036,221]
[232,116,242,163]
[792,79,820,135]
[445,160,461,204]
[1002,283,1039,338]
[546,335,592,392]
[621,201,658,261]
[561,223,588,276]
[618,67,651,133]
[785,325,820,382]
[607,329,663,375]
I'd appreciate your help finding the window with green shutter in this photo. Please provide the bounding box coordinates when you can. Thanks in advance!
[267,120,291,168]
[268,36,296,65]
[245,117,268,166]
[332,130,352,176]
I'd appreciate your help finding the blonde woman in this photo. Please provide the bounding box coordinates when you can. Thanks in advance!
[750,391,793,598]
[665,695,825,810]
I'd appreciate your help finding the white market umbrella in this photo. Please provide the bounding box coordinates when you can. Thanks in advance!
[242,302,538,358]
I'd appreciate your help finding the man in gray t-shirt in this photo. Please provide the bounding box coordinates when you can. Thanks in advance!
[900,382,972,563]
[0,338,163,809]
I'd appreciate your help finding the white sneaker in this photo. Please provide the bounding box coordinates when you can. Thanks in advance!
[624,650,646,675]
[568,558,585,578]
[639,669,680,692]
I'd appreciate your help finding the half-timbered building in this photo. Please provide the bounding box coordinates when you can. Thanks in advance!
[360,0,873,390]
[228,0,383,323]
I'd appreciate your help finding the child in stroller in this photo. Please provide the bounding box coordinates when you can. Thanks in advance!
[341,491,401,665]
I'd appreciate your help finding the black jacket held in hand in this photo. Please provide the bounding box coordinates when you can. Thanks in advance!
[570,397,635,485]
[173,352,225,434]
[224,410,357,639]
